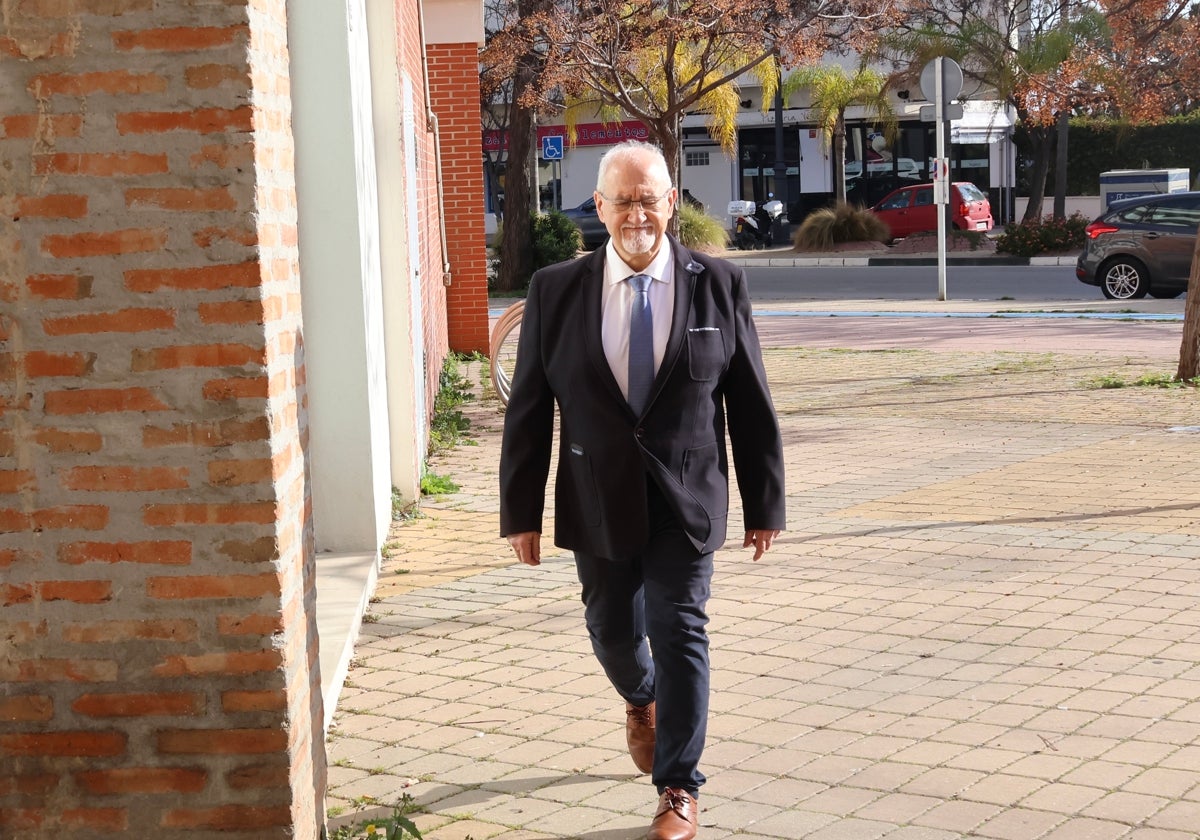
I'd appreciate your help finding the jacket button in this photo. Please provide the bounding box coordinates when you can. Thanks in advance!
[635,428,645,439]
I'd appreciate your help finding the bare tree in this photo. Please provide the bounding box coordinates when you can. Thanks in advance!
[484,0,907,225]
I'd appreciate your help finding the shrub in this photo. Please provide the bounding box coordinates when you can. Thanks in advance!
[793,202,889,251]
[677,202,728,252]
[995,213,1088,257]
[489,211,582,293]
[532,210,582,269]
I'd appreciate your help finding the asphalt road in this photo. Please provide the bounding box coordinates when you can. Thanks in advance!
[741,264,1189,358]
[745,264,1103,302]
[488,264,1190,360]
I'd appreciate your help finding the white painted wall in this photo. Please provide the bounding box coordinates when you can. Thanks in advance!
[401,78,428,472]
[799,127,832,194]
[560,146,605,207]
[680,144,729,215]
[289,0,394,552]
[366,0,422,503]
[423,0,484,43]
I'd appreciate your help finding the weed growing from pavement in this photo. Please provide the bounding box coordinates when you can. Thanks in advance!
[429,354,477,455]
[987,355,1058,374]
[391,487,421,522]
[1087,372,1200,389]
[389,353,483,519]
[419,472,459,496]
[328,794,427,840]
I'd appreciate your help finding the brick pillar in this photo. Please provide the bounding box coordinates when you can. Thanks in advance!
[0,2,325,837]
[427,42,490,355]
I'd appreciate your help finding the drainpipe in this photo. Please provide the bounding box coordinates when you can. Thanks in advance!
[416,0,453,287]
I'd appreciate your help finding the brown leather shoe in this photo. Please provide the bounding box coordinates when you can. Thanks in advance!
[625,700,655,773]
[647,787,698,840]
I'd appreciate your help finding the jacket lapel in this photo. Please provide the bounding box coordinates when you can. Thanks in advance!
[579,249,628,407]
[655,238,700,390]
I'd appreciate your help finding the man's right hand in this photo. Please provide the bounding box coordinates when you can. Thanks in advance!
[507,531,541,566]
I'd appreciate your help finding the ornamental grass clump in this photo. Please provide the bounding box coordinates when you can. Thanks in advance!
[677,201,729,252]
[793,202,889,251]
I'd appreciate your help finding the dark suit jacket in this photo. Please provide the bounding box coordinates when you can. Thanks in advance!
[499,236,785,560]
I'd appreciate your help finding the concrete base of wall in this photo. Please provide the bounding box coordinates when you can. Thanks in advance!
[315,552,380,730]
[1019,195,1102,219]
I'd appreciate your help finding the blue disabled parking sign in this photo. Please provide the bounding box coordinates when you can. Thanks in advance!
[541,135,563,160]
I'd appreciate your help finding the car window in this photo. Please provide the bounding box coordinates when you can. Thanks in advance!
[878,191,912,210]
[956,183,987,202]
[1108,204,1148,224]
[1144,200,1200,229]
[914,188,933,207]
[580,198,596,212]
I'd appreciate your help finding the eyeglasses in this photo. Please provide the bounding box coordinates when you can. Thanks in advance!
[598,189,674,213]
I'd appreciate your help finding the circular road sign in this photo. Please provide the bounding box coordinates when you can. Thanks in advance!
[919,58,964,105]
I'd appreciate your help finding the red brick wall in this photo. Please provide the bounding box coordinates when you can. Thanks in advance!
[1,2,324,837]
[427,42,490,355]
[394,0,450,423]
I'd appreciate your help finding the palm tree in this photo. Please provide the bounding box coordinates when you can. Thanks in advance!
[558,45,779,237]
[783,64,897,203]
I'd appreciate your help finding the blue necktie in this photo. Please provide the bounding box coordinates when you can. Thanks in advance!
[627,273,654,415]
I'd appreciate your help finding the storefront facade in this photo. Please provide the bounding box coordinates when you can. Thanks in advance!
[482,98,1017,234]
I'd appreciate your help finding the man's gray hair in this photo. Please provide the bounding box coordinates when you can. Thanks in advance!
[596,140,672,193]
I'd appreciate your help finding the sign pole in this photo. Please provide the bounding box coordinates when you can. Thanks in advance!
[935,56,948,301]
[920,56,962,300]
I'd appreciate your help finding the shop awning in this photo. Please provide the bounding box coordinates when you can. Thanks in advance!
[951,103,1013,144]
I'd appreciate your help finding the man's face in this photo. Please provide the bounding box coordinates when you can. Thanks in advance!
[594,153,676,270]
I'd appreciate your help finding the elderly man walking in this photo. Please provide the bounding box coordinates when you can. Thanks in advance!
[499,140,786,840]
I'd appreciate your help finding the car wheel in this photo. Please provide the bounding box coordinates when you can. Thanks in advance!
[1099,258,1149,299]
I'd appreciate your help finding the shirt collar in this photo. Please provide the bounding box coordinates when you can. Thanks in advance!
[605,239,674,287]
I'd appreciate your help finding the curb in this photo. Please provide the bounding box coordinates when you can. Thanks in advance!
[723,253,1079,268]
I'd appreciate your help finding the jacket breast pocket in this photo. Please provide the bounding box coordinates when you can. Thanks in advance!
[687,328,726,381]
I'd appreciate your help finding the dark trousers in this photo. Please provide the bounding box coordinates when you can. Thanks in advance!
[573,483,714,797]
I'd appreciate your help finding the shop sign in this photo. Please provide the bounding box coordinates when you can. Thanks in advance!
[483,121,650,152]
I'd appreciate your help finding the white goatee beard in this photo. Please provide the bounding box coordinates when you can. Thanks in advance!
[621,228,655,255]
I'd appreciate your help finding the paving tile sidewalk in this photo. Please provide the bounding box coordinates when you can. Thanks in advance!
[327,333,1200,840]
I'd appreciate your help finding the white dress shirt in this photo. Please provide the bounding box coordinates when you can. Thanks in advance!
[600,241,675,402]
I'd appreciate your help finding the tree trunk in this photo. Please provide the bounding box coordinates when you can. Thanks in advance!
[1053,110,1068,220]
[495,54,538,292]
[1177,225,1200,381]
[1022,124,1053,222]
[833,114,847,204]
[648,118,682,239]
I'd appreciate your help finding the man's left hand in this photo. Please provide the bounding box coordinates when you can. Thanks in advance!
[743,529,780,561]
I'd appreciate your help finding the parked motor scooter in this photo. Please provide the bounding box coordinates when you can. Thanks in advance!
[727,199,784,249]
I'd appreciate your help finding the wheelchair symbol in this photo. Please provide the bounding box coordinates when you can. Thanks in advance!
[541,136,564,160]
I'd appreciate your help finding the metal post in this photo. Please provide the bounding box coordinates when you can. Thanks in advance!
[935,57,948,301]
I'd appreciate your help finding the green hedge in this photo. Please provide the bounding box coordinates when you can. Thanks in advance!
[1014,114,1200,195]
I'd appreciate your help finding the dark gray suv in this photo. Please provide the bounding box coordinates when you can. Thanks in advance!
[560,197,609,250]
[1076,192,1200,299]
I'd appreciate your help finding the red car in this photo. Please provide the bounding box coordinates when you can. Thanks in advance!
[870,182,994,238]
